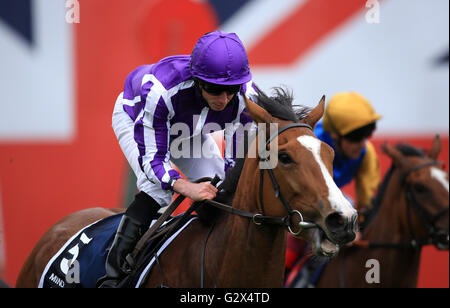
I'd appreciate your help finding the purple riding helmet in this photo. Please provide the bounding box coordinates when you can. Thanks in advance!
[190,31,252,85]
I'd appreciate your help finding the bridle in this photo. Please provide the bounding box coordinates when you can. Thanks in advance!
[206,122,317,235]
[338,160,449,288]
[198,123,320,288]
[401,161,449,250]
[133,123,324,287]
[356,160,449,250]
[258,122,318,235]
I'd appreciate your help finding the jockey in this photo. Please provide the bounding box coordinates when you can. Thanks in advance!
[315,92,382,211]
[285,92,382,274]
[98,31,257,287]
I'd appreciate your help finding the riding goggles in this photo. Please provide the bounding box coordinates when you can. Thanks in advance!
[197,79,241,96]
[343,122,376,142]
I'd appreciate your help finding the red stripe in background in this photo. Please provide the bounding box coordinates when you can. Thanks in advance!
[248,0,367,66]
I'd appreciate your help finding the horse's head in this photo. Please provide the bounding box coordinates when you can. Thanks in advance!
[243,89,358,257]
[382,136,449,250]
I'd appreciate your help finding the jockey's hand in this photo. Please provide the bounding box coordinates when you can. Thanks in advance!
[173,179,218,201]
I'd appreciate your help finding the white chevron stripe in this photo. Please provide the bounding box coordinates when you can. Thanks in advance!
[219,0,306,50]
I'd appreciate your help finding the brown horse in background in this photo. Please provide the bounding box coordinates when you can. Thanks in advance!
[17,89,358,288]
[315,136,449,288]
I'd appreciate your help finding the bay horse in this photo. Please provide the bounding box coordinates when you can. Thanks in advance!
[17,88,358,288]
[314,136,449,288]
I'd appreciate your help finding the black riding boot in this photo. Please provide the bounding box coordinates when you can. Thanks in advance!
[97,192,160,288]
[97,215,142,288]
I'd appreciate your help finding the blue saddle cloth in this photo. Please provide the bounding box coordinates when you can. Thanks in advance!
[40,213,123,288]
[39,212,197,288]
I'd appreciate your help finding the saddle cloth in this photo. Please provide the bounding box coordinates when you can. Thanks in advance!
[38,213,197,288]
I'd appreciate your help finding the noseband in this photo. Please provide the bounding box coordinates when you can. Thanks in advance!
[402,161,449,250]
[206,122,317,235]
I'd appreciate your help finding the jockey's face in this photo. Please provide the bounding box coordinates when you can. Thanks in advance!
[201,89,235,111]
[339,137,367,159]
[330,132,368,159]
[198,79,241,111]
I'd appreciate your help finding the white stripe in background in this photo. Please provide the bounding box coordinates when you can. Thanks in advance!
[219,0,307,50]
[0,0,74,141]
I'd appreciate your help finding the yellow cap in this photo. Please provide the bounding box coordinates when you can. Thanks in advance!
[322,92,382,136]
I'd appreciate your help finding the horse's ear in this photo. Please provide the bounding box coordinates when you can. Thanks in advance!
[381,142,409,170]
[428,134,442,160]
[303,95,325,129]
[244,95,273,124]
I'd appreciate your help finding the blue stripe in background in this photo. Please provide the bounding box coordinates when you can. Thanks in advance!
[0,0,33,46]
[208,0,253,25]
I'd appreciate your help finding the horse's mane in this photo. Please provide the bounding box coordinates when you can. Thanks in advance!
[255,86,312,122]
[196,87,311,221]
[220,87,310,195]
[362,143,425,229]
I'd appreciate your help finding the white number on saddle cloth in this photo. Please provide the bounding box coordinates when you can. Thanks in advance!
[60,233,92,274]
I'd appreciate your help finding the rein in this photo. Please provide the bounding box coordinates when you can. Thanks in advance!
[132,123,322,287]
[205,123,317,235]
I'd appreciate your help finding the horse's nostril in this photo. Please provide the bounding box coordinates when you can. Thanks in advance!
[325,212,346,231]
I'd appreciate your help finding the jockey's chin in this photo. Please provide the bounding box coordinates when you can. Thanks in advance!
[209,103,228,111]
[340,138,367,160]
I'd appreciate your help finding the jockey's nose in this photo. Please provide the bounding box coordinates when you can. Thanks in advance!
[325,212,358,245]
[218,91,230,103]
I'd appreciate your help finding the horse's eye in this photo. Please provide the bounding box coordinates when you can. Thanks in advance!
[279,152,294,164]
[413,183,428,194]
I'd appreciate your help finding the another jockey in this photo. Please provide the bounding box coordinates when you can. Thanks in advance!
[286,92,382,274]
[315,92,382,212]
[98,31,257,287]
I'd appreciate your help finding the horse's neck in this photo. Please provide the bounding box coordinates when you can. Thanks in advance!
[365,173,403,241]
[366,171,413,242]
[214,158,287,287]
[362,170,421,286]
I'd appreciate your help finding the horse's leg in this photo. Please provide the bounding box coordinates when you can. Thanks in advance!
[16,207,122,288]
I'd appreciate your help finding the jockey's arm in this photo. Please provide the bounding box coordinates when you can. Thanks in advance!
[355,141,380,211]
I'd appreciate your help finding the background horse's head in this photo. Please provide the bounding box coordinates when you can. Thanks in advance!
[243,88,358,257]
[382,136,449,250]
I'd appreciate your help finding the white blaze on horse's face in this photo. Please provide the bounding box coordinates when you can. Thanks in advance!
[297,135,356,218]
[431,167,449,192]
